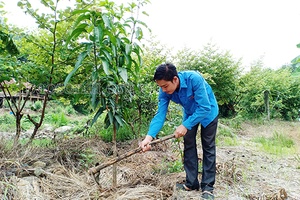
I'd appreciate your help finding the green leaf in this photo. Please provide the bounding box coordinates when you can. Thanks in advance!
[118,67,128,82]
[108,110,114,125]
[101,58,110,75]
[124,54,132,66]
[135,27,143,40]
[118,55,125,66]
[72,9,90,15]
[125,44,132,55]
[94,27,100,44]
[133,43,143,65]
[121,37,131,44]
[123,23,132,29]
[142,11,149,16]
[132,59,139,75]
[102,14,112,29]
[66,28,87,45]
[114,114,124,126]
[0,31,19,55]
[114,115,124,129]
[95,25,104,44]
[136,20,148,29]
[106,31,117,45]
[77,23,89,29]
[100,48,112,62]
[73,12,91,29]
[113,120,120,130]
[91,80,99,109]
[291,55,300,64]
[111,45,117,57]
[91,106,105,126]
[116,37,121,48]
[64,50,89,86]
[104,113,110,129]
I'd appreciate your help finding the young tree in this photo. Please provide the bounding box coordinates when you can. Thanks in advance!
[123,36,172,137]
[13,0,86,144]
[64,0,149,186]
[0,8,37,146]
[0,21,25,146]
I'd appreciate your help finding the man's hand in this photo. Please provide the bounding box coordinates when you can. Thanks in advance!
[174,124,187,138]
[139,135,153,152]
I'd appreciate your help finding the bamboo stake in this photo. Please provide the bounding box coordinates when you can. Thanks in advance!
[88,134,175,175]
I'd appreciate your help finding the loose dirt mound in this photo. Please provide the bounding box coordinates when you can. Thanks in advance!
[0,121,299,199]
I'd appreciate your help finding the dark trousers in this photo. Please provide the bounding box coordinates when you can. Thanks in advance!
[183,116,218,192]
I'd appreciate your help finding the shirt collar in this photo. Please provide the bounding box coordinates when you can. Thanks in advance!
[178,72,187,89]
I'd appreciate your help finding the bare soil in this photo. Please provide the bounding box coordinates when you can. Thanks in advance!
[0,120,299,200]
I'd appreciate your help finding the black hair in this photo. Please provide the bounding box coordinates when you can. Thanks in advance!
[153,63,178,82]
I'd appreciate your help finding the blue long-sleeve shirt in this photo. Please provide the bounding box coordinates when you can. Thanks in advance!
[147,71,219,138]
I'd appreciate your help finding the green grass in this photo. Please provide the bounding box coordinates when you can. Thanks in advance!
[0,113,15,132]
[295,154,300,169]
[152,158,184,174]
[0,181,16,198]
[166,159,184,173]
[222,136,239,146]
[79,148,96,169]
[31,101,43,111]
[50,112,68,127]
[96,124,137,142]
[19,138,54,147]
[252,131,295,155]
[216,124,239,146]
[219,116,243,130]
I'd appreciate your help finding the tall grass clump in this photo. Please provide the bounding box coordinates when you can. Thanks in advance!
[96,124,136,142]
[51,112,68,127]
[31,101,43,111]
[252,131,295,155]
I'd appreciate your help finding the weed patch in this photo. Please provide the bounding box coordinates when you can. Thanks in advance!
[19,138,55,147]
[79,149,96,169]
[153,159,184,174]
[252,131,295,155]
[216,124,239,146]
[51,112,68,127]
[0,113,15,132]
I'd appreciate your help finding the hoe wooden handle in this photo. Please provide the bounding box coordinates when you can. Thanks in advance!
[88,134,175,175]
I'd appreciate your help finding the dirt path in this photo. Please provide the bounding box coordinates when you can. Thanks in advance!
[212,121,300,199]
[215,145,300,199]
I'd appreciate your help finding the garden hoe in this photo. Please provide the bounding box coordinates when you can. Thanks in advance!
[88,134,175,185]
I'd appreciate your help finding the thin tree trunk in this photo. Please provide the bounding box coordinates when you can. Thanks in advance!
[112,123,117,187]
[28,12,59,143]
[112,94,119,187]
[14,111,22,146]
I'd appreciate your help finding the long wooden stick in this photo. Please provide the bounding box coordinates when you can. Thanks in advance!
[88,134,175,175]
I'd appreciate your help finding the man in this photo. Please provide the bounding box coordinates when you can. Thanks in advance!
[139,63,218,199]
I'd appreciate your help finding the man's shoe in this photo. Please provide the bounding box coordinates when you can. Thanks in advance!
[176,183,199,191]
[201,190,214,199]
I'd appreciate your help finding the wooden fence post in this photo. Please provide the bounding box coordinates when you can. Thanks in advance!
[264,90,270,121]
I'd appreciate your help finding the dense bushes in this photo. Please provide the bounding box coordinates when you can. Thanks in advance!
[173,44,300,120]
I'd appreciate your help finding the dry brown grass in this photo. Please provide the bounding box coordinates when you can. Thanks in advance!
[0,120,299,199]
